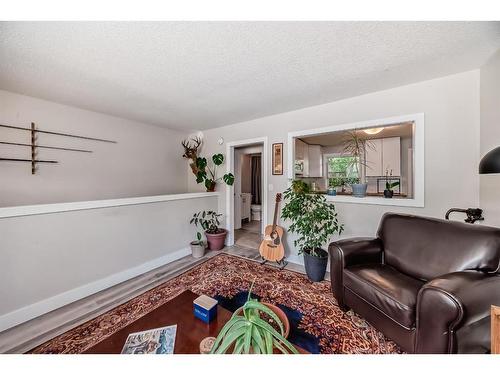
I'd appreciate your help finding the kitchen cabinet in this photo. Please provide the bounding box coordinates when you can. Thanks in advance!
[365,137,401,176]
[307,145,323,178]
[295,139,309,176]
[294,140,323,177]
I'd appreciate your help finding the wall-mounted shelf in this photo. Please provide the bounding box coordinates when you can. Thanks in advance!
[0,122,117,174]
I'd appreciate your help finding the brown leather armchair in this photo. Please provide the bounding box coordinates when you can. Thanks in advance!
[329,213,500,353]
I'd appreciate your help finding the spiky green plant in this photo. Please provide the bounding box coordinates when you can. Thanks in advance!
[210,284,299,354]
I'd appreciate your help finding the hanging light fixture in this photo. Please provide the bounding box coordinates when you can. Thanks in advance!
[363,127,384,135]
[479,146,500,174]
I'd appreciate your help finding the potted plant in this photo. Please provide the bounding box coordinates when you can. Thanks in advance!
[341,131,374,198]
[383,169,400,198]
[281,180,344,282]
[209,283,298,354]
[195,154,234,192]
[191,210,227,250]
[189,228,206,259]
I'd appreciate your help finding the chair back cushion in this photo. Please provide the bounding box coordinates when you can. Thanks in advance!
[377,213,500,281]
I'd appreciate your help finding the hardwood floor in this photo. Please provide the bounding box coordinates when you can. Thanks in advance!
[0,246,316,354]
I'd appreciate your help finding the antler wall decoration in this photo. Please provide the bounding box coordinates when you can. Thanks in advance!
[181,136,203,177]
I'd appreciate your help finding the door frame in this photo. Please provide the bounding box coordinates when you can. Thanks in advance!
[225,137,269,247]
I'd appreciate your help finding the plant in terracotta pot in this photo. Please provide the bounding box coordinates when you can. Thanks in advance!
[191,210,227,250]
[341,131,374,198]
[209,283,297,354]
[281,180,344,282]
[195,154,234,192]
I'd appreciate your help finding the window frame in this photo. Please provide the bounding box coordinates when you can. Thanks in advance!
[287,113,424,208]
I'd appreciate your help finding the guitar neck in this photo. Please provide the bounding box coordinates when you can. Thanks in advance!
[271,201,279,231]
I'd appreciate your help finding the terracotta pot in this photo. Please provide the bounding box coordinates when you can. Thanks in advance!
[205,181,216,192]
[236,302,290,338]
[205,229,227,250]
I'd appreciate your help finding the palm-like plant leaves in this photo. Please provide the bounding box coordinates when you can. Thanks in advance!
[210,283,298,354]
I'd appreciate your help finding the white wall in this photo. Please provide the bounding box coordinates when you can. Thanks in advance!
[480,50,500,227]
[0,90,188,207]
[0,193,218,331]
[189,71,481,260]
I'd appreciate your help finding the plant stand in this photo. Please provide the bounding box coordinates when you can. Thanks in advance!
[260,256,288,270]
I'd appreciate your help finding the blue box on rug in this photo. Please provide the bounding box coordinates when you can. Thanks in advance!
[193,295,218,323]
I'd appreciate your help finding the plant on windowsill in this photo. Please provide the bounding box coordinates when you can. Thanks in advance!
[281,180,344,282]
[209,282,298,354]
[341,131,374,198]
[195,154,235,192]
[191,210,227,251]
[383,169,400,198]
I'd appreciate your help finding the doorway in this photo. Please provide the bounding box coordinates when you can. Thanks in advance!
[225,137,268,247]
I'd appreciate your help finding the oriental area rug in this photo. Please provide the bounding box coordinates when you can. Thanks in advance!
[31,253,401,354]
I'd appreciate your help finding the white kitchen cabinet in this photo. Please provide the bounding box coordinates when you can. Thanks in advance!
[295,139,309,176]
[365,139,383,177]
[307,145,323,177]
[364,137,401,176]
[382,137,401,176]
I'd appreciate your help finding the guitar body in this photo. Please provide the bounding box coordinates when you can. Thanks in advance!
[259,224,285,262]
[259,193,285,262]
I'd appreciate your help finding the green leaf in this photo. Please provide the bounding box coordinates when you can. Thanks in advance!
[250,316,299,354]
[196,157,207,169]
[223,173,235,186]
[212,153,224,166]
[264,330,273,354]
[250,325,266,354]
[244,300,284,336]
[243,325,253,354]
[196,171,206,184]
[214,325,249,354]
[209,316,246,353]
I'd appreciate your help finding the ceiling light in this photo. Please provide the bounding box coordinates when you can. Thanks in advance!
[363,127,384,135]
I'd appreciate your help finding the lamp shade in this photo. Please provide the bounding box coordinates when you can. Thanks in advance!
[479,146,500,174]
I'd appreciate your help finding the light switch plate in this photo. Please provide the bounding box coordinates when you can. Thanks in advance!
[268,184,274,191]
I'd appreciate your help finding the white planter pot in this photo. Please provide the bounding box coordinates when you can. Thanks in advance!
[190,242,205,258]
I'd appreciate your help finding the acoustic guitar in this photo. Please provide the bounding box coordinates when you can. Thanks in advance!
[259,193,285,262]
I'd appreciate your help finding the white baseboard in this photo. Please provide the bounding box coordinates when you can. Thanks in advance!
[0,247,191,332]
[286,253,304,266]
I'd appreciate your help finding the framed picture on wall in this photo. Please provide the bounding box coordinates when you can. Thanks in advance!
[272,143,283,175]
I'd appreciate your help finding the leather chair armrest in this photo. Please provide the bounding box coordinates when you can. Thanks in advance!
[415,271,500,353]
[328,237,383,309]
[328,237,383,268]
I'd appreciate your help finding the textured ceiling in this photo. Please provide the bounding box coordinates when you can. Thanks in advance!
[1,22,499,131]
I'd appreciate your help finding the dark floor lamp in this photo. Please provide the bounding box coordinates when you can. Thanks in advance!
[479,146,500,174]
[444,146,500,223]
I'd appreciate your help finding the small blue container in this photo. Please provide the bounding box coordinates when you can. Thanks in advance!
[327,188,337,196]
[193,295,218,323]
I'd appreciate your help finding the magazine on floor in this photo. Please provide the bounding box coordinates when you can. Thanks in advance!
[121,324,177,354]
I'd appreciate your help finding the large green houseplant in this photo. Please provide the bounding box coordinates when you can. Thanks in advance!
[281,180,344,282]
[210,284,298,354]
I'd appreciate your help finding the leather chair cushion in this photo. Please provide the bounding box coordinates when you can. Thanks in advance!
[377,213,500,281]
[344,264,424,328]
